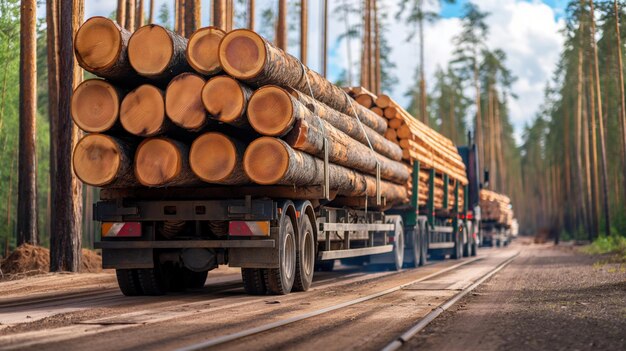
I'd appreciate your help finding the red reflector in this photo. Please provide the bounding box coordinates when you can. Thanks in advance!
[229,221,270,236]
[102,222,141,237]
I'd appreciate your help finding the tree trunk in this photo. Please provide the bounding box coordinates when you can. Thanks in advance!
[51,0,84,273]
[225,0,233,32]
[73,134,137,187]
[17,0,38,245]
[276,0,287,50]
[300,0,308,65]
[248,0,255,29]
[184,0,200,38]
[71,79,124,133]
[360,0,371,90]
[614,0,626,208]
[177,0,185,35]
[74,17,141,84]
[120,84,173,136]
[589,0,611,237]
[189,132,250,184]
[128,24,190,84]
[165,72,207,130]
[46,0,59,244]
[117,0,126,27]
[243,137,408,204]
[126,0,135,31]
[248,85,402,161]
[587,50,600,238]
[137,0,145,28]
[219,30,388,134]
[148,0,154,23]
[202,75,253,128]
[186,26,226,76]
[135,138,199,187]
[322,0,328,77]
[213,0,225,30]
[373,0,381,95]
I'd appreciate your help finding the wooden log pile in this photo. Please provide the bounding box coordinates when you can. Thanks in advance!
[479,189,513,226]
[71,18,410,207]
[345,87,467,210]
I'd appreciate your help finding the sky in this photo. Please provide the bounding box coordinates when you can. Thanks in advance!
[52,0,567,141]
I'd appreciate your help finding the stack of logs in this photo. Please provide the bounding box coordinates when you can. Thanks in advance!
[71,17,413,207]
[345,87,467,210]
[479,189,513,226]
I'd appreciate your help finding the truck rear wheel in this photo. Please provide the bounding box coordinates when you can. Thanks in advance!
[116,269,142,296]
[293,215,315,292]
[137,265,169,295]
[451,226,463,260]
[183,268,208,289]
[264,214,297,295]
[242,268,267,295]
[385,216,404,271]
[419,222,428,266]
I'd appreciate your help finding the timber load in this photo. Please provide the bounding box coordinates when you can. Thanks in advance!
[71,18,410,208]
[479,189,513,226]
[345,87,467,211]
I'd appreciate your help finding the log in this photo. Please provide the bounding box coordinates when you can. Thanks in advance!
[134,137,198,187]
[128,24,191,83]
[189,132,250,184]
[165,72,207,130]
[73,134,136,187]
[247,85,402,161]
[202,75,253,128]
[375,94,391,108]
[74,17,138,83]
[254,94,410,184]
[71,79,123,132]
[120,84,173,136]
[218,29,388,134]
[186,26,226,76]
[243,137,408,204]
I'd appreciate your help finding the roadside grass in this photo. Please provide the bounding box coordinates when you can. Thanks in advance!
[582,236,626,266]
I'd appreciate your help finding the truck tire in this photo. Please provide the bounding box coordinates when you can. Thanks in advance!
[264,214,297,295]
[116,269,142,296]
[386,216,405,271]
[242,268,267,295]
[137,264,169,295]
[462,223,471,257]
[471,233,478,256]
[293,215,315,292]
[419,222,428,266]
[405,225,420,268]
[451,226,463,259]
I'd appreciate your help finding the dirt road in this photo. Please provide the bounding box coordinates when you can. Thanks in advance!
[404,242,626,351]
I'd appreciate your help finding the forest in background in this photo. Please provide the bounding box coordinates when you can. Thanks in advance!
[0,0,625,255]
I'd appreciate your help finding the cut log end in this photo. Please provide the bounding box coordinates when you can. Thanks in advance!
[218,29,266,80]
[201,76,245,123]
[243,137,289,185]
[135,138,182,187]
[165,73,207,130]
[74,16,122,71]
[71,79,120,132]
[190,132,237,182]
[247,86,293,136]
[73,134,122,186]
[128,25,174,76]
[120,84,165,136]
[187,27,226,75]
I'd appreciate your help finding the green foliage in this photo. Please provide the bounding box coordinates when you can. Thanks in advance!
[583,235,626,260]
[158,2,172,30]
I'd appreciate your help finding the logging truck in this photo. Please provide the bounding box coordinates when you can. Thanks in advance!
[94,140,483,296]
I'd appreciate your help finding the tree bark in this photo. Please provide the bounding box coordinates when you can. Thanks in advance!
[148,0,154,23]
[213,0,226,30]
[184,0,200,38]
[219,29,388,134]
[186,26,226,76]
[614,0,626,209]
[120,84,172,136]
[202,75,253,128]
[589,0,611,237]
[74,17,140,84]
[117,0,126,27]
[71,79,124,133]
[248,0,255,30]
[135,137,199,187]
[225,0,233,32]
[128,24,191,84]
[46,0,59,243]
[137,0,145,28]
[126,0,135,31]
[243,137,408,204]
[322,0,328,77]
[248,85,402,161]
[51,0,84,273]
[276,0,287,50]
[165,72,207,130]
[300,0,308,65]
[190,132,250,184]
[18,0,38,245]
[73,134,137,187]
